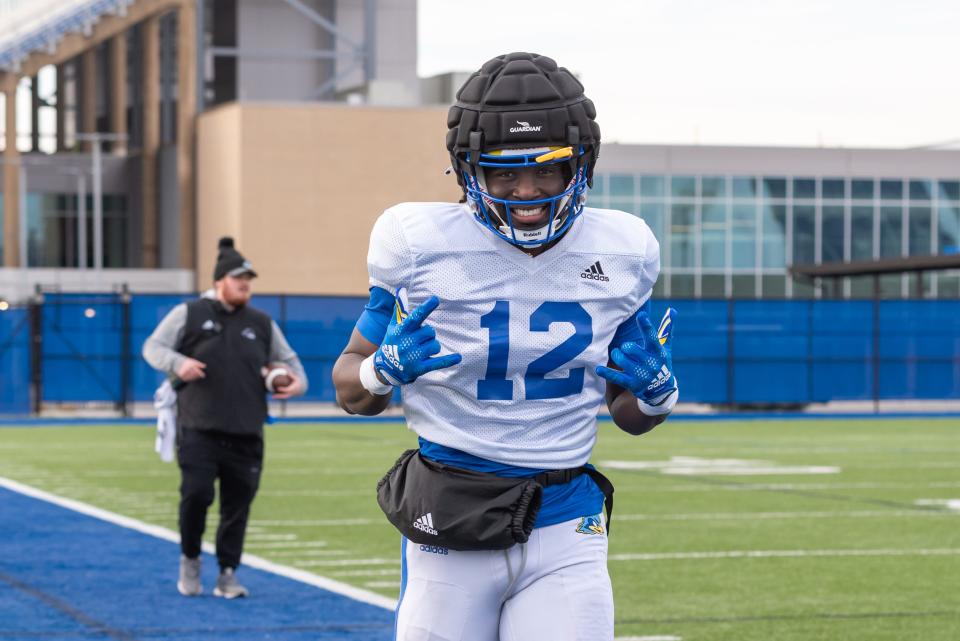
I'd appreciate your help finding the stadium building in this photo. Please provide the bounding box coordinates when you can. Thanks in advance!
[0,0,958,414]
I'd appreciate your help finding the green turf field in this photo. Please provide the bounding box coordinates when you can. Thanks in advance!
[1,418,958,640]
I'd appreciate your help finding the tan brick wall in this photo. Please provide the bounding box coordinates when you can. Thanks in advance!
[196,102,462,295]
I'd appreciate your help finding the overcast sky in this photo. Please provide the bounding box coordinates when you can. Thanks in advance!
[418,0,959,149]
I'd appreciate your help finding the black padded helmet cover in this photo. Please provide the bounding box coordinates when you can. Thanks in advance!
[446,52,601,189]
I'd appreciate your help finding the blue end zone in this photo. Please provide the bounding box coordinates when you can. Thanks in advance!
[0,487,394,640]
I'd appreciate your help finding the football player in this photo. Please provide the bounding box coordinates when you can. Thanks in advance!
[333,52,677,641]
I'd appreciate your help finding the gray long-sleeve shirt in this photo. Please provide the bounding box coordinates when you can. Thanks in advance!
[142,301,309,395]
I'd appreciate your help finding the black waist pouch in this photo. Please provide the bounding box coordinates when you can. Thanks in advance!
[376,449,543,551]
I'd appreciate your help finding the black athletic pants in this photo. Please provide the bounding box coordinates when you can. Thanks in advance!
[177,428,263,570]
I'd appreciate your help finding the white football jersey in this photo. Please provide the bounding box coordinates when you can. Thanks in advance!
[367,202,660,469]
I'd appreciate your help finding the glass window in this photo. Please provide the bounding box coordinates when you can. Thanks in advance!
[822,205,844,262]
[640,175,664,198]
[669,204,695,268]
[640,202,665,242]
[701,176,726,198]
[702,202,727,269]
[761,204,786,268]
[731,204,756,268]
[792,205,815,265]
[822,178,845,199]
[732,176,756,199]
[880,206,903,258]
[909,207,932,256]
[701,274,725,298]
[731,275,756,298]
[937,180,959,202]
[0,199,4,265]
[851,205,874,260]
[851,179,874,200]
[671,176,696,198]
[793,178,816,199]
[909,180,932,201]
[939,204,960,253]
[589,174,607,196]
[670,274,695,297]
[609,197,637,216]
[609,175,634,198]
[762,275,786,299]
[702,229,726,269]
[791,276,815,298]
[702,201,727,225]
[880,179,903,200]
[762,177,787,199]
[653,276,666,298]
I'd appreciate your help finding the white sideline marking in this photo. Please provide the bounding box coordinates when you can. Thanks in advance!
[602,457,839,476]
[915,499,960,511]
[616,509,956,521]
[0,476,396,611]
[609,548,960,562]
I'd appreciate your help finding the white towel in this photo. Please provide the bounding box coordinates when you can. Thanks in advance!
[153,380,177,463]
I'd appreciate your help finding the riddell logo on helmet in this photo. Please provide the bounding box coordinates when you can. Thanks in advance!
[509,120,542,133]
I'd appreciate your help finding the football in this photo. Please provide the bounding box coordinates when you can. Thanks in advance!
[263,363,293,392]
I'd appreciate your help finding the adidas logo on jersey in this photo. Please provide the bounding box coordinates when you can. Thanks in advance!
[509,120,543,133]
[580,261,610,282]
[647,364,672,391]
[413,513,438,536]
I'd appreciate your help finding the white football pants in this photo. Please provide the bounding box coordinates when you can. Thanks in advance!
[393,515,613,641]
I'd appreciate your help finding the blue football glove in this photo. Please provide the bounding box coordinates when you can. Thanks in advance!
[373,290,462,386]
[596,307,677,405]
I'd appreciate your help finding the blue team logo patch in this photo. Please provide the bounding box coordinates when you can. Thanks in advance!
[575,514,605,535]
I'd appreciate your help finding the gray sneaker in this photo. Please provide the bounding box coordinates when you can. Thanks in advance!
[213,567,249,599]
[177,555,202,596]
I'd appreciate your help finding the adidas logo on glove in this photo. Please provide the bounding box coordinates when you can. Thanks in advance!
[646,364,672,392]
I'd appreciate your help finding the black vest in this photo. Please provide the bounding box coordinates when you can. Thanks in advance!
[176,298,272,437]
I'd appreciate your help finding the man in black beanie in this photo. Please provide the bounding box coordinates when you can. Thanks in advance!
[143,236,308,598]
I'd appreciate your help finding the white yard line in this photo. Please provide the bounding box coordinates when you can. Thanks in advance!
[329,568,401,577]
[609,548,960,562]
[245,540,331,549]
[615,636,682,641]
[298,558,396,567]
[616,509,956,521]
[250,518,376,526]
[0,476,396,611]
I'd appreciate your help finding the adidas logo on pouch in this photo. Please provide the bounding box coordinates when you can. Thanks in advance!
[413,512,438,536]
[647,364,672,391]
[580,261,610,282]
[509,120,543,133]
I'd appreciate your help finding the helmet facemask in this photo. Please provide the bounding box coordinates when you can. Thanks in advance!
[461,146,590,247]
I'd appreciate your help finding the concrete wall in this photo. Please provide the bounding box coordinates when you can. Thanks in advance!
[196,101,461,294]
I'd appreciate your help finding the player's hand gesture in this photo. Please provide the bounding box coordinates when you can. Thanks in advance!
[373,290,462,386]
[596,307,677,406]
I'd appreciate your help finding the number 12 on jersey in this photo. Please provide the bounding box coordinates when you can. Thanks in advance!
[478,301,593,401]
